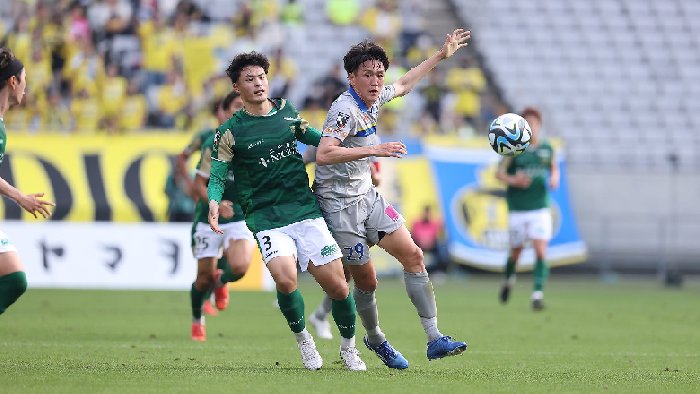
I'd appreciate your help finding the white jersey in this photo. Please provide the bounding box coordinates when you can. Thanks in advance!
[313,85,396,212]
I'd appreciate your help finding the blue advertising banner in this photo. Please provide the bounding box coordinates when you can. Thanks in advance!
[425,145,586,271]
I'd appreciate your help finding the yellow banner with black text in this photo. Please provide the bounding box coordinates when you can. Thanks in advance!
[0,133,194,222]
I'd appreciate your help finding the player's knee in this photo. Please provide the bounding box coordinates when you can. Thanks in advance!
[326,280,349,300]
[195,274,213,290]
[354,274,377,292]
[230,264,248,277]
[275,277,298,294]
[401,245,425,272]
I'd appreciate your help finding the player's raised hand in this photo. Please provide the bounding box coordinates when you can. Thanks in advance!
[220,200,234,219]
[372,142,407,159]
[440,29,471,59]
[208,200,224,234]
[18,192,54,219]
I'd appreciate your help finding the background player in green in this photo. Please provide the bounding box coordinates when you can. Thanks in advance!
[0,47,55,315]
[496,107,559,311]
[207,52,366,371]
[189,91,255,341]
[313,30,471,368]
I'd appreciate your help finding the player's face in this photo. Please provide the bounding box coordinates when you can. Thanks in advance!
[234,66,268,105]
[9,68,26,106]
[349,60,385,106]
[217,96,244,121]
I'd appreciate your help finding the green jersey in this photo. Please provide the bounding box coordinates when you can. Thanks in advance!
[193,133,244,224]
[208,99,322,233]
[501,141,554,212]
[183,128,213,156]
[0,118,6,165]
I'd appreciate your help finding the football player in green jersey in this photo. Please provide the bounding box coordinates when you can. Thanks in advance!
[208,52,406,370]
[496,107,559,311]
[0,47,54,315]
[189,91,254,341]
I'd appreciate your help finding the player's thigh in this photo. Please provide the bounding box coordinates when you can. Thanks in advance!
[291,218,343,272]
[0,252,23,276]
[508,211,528,248]
[323,206,371,266]
[266,255,299,293]
[224,239,255,273]
[526,209,552,244]
[347,262,377,292]
[377,225,424,272]
[307,258,349,300]
[192,223,225,260]
[223,221,255,271]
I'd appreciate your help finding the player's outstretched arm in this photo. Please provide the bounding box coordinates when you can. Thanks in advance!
[0,177,54,218]
[393,29,471,97]
[207,129,234,234]
[316,136,407,165]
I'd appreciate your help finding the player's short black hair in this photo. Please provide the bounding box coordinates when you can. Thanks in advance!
[343,40,390,74]
[225,52,270,84]
[210,97,223,116]
[0,47,23,90]
[221,90,240,111]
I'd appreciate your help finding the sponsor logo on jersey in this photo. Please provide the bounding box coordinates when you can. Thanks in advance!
[258,141,299,168]
[247,139,264,149]
[320,244,339,257]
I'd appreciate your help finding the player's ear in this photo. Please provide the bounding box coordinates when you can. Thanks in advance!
[231,83,240,94]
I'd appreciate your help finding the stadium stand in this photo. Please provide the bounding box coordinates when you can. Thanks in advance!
[452,0,700,170]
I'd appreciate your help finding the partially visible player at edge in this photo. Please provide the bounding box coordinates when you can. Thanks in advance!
[313,29,471,368]
[0,47,54,315]
[303,146,381,340]
[190,91,256,341]
[208,52,392,370]
[496,107,559,311]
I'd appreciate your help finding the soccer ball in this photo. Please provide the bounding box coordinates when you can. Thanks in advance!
[488,113,532,156]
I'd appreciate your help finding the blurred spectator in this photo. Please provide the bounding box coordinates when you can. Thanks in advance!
[326,0,360,26]
[0,0,496,136]
[420,71,446,124]
[42,88,72,132]
[410,205,447,272]
[268,47,297,98]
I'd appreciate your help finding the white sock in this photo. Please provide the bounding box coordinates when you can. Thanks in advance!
[420,317,443,342]
[294,328,312,343]
[192,317,204,324]
[340,336,356,351]
[366,326,386,345]
[532,290,543,300]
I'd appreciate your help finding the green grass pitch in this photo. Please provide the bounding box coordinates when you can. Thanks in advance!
[1,277,699,393]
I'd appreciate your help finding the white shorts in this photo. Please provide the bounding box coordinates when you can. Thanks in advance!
[508,208,552,248]
[255,218,342,272]
[0,230,17,253]
[192,221,254,259]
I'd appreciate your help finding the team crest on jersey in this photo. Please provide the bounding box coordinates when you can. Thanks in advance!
[336,112,350,129]
[213,129,223,148]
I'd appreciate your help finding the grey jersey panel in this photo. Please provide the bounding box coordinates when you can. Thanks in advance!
[313,85,395,212]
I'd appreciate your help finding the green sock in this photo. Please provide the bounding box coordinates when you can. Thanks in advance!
[217,255,244,284]
[190,283,207,321]
[277,289,305,333]
[504,257,516,282]
[533,258,549,292]
[331,294,356,339]
[0,271,27,315]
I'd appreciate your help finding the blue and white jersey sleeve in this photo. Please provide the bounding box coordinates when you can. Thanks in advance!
[322,100,356,142]
[376,85,397,108]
